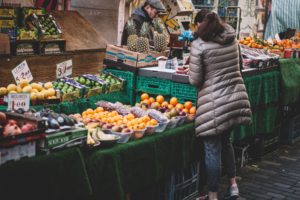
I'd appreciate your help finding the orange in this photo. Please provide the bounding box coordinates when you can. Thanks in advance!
[182,108,189,114]
[167,104,174,110]
[143,99,151,105]
[141,93,149,101]
[149,97,155,104]
[156,95,164,104]
[176,103,184,110]
[86,108,94,115]
[95,107,104,113]
[170,97,178,106]
[184,101,193,110]
[161,101,169,107]
[189,106,196,114]
[150,119,158,126]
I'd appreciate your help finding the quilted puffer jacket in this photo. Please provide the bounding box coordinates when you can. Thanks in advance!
[189,25,252,137]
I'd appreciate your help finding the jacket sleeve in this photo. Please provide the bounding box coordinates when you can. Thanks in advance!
[189,42,204,88]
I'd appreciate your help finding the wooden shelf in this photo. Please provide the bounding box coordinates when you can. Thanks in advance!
[52,11,107,52]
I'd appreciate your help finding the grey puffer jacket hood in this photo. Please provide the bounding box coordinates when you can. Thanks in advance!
[189,25,252,137]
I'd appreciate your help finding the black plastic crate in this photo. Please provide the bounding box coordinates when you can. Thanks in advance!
[163,162,200,200]
[281,114,300,144]
[10,40,39,56]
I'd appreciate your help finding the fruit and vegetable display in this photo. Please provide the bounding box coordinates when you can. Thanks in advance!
[239,36,300,59]
[0,79,59,103]
[240,44,280,69]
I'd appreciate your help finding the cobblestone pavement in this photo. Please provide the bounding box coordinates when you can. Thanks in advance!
[219,141,300,200]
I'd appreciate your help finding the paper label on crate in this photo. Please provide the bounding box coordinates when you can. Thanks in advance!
[7,93,30,112]
[56,59,72,79]
[11,60,33,84]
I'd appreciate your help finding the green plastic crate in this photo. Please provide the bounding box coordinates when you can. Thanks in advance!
[171,82,197,104]
[176,96,197,106]
[137,76,171,95]
[104,69,136,105]
[243,75,262,107]
[230,111,258,142]
[257,105,279,135]
[261,71,281,105]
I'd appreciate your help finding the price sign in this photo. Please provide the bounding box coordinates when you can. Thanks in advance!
[56,60,73,79]
[7,93,30,112]
[11,60,33,84]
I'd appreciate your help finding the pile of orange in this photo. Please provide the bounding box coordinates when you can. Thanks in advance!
[81,107,158,131]
[140,93,196,115]
[239,37,265,49]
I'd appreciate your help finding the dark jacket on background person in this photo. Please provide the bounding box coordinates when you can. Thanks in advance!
[121,8,154,46]
[189,25,252,137]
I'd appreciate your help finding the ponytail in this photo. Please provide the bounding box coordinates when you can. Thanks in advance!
[196,12,225,42]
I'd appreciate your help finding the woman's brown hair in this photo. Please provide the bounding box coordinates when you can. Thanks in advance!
[196,12,225,42]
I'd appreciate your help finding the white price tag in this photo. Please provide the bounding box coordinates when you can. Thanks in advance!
[56,60,73,79]
[11,60,33,84]
[7,93,30,112]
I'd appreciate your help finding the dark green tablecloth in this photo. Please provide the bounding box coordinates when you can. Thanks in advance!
[279,58,300,105]
[84,123,196,200]
[0,147,93,200]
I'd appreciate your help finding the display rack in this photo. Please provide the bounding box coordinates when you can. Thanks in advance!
[192,0,241,38]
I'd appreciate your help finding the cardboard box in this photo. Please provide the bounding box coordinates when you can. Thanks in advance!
[161,0,194,18]
[39,128,87,152]
[105,44,168,68]
[0,141,36,166]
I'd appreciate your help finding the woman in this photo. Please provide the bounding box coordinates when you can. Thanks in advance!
[189,12,252,200]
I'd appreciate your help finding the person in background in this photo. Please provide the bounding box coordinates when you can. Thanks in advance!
[121,0,165,46]
[189,12,252,200]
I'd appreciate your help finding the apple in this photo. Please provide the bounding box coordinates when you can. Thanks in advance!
[112,126,122,132]
[21,123,35,133]
[121,128,132,134]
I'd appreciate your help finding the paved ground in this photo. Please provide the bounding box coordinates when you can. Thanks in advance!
[218,141,300,200]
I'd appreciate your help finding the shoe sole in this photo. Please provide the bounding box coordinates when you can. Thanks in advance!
[223,195,239,200]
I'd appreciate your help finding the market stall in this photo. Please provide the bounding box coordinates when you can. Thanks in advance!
[1,1,300,200]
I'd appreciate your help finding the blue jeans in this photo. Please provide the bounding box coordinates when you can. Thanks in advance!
[199,130,236,192]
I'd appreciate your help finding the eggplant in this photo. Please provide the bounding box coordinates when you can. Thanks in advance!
[56,115,65,126]
[47,118,60,129]
[60,114,75,126]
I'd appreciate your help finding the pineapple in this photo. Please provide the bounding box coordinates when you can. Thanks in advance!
[136,22,150,53]
[126,19,138,52]
[153,18,168,52]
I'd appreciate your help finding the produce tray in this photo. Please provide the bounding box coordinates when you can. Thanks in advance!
[0,112,46,147]
[171,82,197,102]
[39,127,87,152]
[0,18,15,28]
[0,7,17,18]
[98,72,125,93]
[103,69,136,105]
[137,76,171,95]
